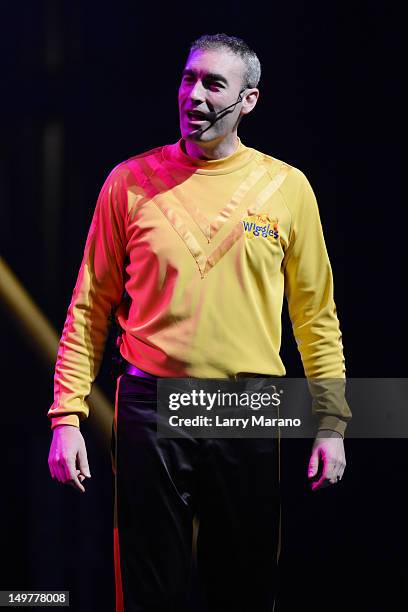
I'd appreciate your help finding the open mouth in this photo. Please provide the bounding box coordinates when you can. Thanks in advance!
[186,110,207,122]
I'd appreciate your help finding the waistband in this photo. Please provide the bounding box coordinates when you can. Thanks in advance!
[123,361,276,381]
[124,363,157,379]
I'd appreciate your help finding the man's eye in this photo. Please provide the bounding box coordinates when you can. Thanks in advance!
[180,76,223,91]
[208,82,223,91]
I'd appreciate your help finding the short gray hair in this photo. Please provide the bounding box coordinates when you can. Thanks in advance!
[188,33,261,89]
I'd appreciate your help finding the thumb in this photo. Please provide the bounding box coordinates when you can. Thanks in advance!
[78,447,91,478]
[308,448,320,478]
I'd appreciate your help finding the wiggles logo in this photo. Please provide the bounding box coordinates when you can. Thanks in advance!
[242,214,279,240]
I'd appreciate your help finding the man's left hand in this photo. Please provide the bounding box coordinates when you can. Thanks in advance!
[308,430,346,491]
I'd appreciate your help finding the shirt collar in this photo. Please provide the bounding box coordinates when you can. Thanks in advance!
[162,136,256,175]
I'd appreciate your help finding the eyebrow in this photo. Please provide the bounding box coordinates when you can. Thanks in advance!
[181,68,229,85]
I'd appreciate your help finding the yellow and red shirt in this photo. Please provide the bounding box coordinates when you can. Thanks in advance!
[48,137,352,435]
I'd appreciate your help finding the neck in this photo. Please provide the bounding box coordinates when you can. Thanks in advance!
[182,133,239,160]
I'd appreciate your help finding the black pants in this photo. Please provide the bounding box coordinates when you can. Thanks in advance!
[111,372,281,612]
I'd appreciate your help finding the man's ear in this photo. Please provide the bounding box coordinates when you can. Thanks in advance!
[241,88,260,116]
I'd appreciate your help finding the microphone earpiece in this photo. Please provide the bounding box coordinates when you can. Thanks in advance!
[206,88,246,124]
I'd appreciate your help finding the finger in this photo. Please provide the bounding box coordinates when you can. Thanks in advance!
[53,463,66,483]
[74,467,87,480]
[69,471,85,492]
[308,449,320,479]
[312,467,342,490]
[330,460,346,484]
[311,458,335,490]
[311,477,330,491]
[78,448,91,479]
[68,478,85,493]
[336,467,345,482]
[328,468,340,484]
[48,462,56,479]
[310,467,328,490]
[65,459,85,493]
[48,453,56,479]
[68,477,85,493]
[308,462,319,480]
[323,458,337,482]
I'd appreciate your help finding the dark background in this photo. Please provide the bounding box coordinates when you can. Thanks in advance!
[1,1,405,611]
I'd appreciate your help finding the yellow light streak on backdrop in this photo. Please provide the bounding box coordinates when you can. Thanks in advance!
[0,255,113,441]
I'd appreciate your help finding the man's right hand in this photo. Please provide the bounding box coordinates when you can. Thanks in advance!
[48,425,91,493]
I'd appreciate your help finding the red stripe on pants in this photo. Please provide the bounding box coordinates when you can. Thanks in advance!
[113,374,124,612]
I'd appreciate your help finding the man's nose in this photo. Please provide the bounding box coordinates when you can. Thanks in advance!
[189,80,206,102]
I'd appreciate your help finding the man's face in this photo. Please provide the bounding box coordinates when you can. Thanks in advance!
[178,48,249,144]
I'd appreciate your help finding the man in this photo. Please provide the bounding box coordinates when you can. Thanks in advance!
[48,33,351,611]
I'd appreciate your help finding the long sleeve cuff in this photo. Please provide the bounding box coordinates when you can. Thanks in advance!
[51,414,81,430]
[316,415,348,437]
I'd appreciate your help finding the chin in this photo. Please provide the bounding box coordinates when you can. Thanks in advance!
[183,129,214,143]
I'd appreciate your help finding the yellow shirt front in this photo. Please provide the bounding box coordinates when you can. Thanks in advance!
[48,137,352,434]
